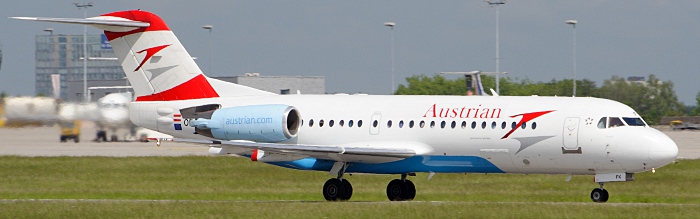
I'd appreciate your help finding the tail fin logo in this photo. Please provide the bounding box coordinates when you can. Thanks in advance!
[134,44,171,72]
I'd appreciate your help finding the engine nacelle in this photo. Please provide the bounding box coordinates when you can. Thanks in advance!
[190,104,300,142]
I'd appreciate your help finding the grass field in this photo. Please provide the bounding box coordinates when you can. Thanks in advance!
[1,156,699,218]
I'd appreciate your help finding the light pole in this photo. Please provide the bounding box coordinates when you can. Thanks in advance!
[384,22,395,94]
[202,25,213,74]
[566,20,577,97]
[74,2,92,102]
[486,0,505,94]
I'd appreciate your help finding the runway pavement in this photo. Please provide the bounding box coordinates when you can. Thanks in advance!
[0,124,698,159]
[0,124,208,157]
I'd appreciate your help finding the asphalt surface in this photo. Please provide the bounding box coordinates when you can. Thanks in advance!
[0,124,698,159]
[0,123,208,157]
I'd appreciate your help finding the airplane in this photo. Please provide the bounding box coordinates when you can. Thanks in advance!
[92,92,133,141]
[54,91,133,142]
[439,71,506,96]
[11,10,678,203]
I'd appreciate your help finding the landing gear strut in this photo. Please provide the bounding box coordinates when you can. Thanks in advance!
[590,182,609,203]
[386,173,416,201]
[323,163,352,201]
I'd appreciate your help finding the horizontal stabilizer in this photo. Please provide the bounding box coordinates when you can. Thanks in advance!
[9,16,149,31]
[11,10,273,100]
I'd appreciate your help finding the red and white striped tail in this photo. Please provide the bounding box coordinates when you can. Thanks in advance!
[13,10,273,101]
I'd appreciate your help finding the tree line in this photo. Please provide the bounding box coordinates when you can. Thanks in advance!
[395,74,690,125]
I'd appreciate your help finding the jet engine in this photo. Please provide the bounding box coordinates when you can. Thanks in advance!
[189,104,300,142]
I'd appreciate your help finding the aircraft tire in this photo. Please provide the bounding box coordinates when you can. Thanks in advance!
[341,179,353,201]
[386,179,410,201]
[323,178,346,201]
[591,188,609,203]
[405,180,416,200]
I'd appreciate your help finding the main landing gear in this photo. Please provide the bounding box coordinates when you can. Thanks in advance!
[386,173,416,201]
[322,163,417,201]
[590,182,609,203]
[323,163,352,201]
[322,178,353,201]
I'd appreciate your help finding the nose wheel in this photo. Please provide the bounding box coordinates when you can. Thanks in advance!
[590,183,609,203]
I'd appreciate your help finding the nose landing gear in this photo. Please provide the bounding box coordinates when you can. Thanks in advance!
[590,182,609,203]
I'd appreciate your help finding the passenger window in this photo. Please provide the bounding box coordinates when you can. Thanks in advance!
[319,119,325,127]
[349,120,354,127]
[597,117,606,129]
[609,117,624,128]
[430,121,436,128]
[471,121,476,129]
[339,120,345,127]
[329,120,334,127]
[501,121,506,129]
[309,119,314,127]
[521,122,526,129]
[623,117,646,126]
[358,120,363,127]
[399,120,404,128]
[420,121,425,128]
[532,122,537,129]
[451,121,456,129]
[440,121,446,129]
[461,121,467,129]
[481,121,486,129]
[373,120,379,128]
[387,120,392,128]
[491,121,496,129]
[511,122,517,129]
[409,120,415,128]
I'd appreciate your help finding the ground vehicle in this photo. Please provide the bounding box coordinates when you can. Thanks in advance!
[59,120,80,143]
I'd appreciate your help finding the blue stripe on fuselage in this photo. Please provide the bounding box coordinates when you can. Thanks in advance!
[265,156,504,174]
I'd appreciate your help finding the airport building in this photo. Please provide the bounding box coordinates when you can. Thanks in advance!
[37,34,324,101]
[36,34,120,101]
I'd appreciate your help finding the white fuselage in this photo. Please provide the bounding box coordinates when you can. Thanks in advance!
[130,94,678,175]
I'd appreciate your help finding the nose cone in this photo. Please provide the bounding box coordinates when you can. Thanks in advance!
[646,128,678,168]
[101,108,130,128]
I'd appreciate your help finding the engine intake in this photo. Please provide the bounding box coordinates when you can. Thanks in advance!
[189,104,301,142]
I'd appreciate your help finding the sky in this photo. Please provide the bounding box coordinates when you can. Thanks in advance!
[1,1,700,104]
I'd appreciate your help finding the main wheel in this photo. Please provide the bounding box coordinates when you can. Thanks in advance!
[386,179,410,201]
[341,179,353,201]
[405,180,416,200]
[590,188,609,203]
[323,178,346,201]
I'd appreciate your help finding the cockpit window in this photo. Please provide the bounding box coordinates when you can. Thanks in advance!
[597,117,607,129]
[608,117,625,128]
[623,117,646,126]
